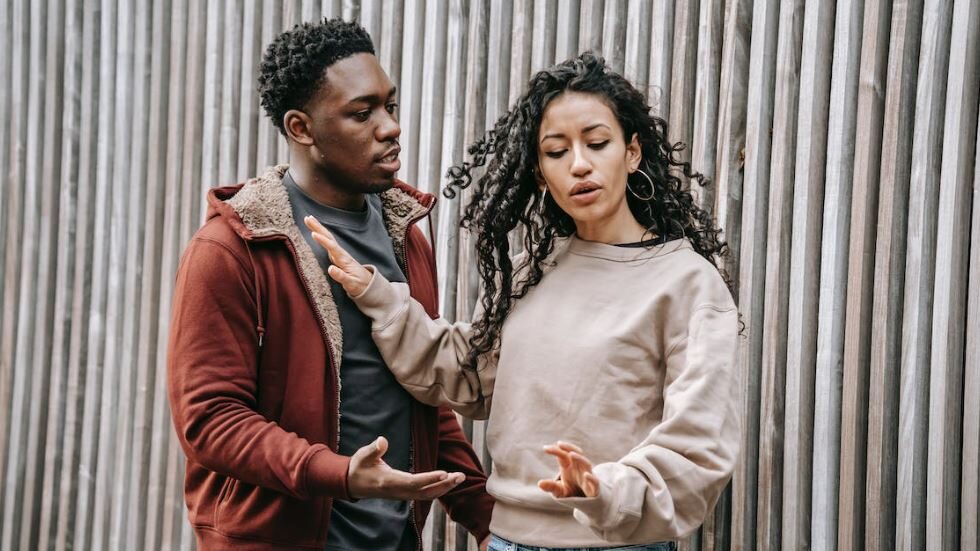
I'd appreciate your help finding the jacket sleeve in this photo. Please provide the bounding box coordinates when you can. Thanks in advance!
[350,269,497,420]
[553,303,740,541]
[433,408,495,541]
[167,236,351,500]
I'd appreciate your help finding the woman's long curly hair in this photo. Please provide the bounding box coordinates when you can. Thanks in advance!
[445,52,729,369]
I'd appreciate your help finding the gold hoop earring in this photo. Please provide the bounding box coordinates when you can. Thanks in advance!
[627,168,656,201]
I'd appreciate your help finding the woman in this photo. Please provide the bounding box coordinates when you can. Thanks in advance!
[306,53,739,551]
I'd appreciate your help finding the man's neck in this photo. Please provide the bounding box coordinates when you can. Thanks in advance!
[288,162,366,211]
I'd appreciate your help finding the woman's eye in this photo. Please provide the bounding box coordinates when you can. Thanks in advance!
[544,150,566,159]
[588,140,610,150]
[386,103,398,114]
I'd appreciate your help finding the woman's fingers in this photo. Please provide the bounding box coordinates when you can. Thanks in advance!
[543,445,573,470]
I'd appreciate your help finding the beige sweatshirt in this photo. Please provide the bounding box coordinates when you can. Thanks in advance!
[352,236,740,547]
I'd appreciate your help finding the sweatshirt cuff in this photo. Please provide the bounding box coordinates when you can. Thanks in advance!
[552,463,632,531]
[306,448,353,500]
[349,268,406,329]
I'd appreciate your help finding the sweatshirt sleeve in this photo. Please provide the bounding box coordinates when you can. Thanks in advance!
[167,236,351,500]
[553,302,740,541]
[350,268,496,420]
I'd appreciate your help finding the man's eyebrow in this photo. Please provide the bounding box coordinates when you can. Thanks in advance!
[346,86,398,106]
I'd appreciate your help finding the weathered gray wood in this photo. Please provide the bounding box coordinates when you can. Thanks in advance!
[837,0,891,549]
[894,2,954,550]
[377,0,404,86]
[647,0,673,112]
[554,0,580,63]
[927,0,979,548]
[712,0,751,299]
[530,0,556,73]
[732,1,780,549]
[756,3,806,549]
[963,106,980,551]
[508,0,533,104]
[38,0,81,548]
[578,0,604,55]
[236,0,261,181]
[622,0,651,94]
[255,0,283,173]
[600,0,626,72]
[396,0,425,186]
[810,1,864,550]
[54,2,99,549]
[690,0,722,211]
[667,0,699,164]
[486,0,513,121]
[415,0,448,199]
[862,2,925,550]
[781,2,835,550]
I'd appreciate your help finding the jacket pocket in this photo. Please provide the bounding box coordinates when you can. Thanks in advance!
[214,480,326,547]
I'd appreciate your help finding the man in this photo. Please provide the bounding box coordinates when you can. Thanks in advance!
[167,18,493,551]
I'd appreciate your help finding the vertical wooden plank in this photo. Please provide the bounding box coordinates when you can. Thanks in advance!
[509,0,533,104]
[396,0,425,187]
[377,0,404,86]
[861,1,924,549]
[600,0,626,72]
[486,0,513,122]
[21,0,66,547]
[359,0,383,53]
[962,107,980,551]
[781,2,835,550]
[236,0,261,182]
[554,0,580,63]
[199,0,225,207]
[254,0,283,173]
[647,1,673,112]
[810,1,865,550]
[667,0,699,163]
[622,0,651,93]
[732,1,780,549]
[0,0,11,336]
[712,0,752,297]
[577,0,604,55]
[38,0,81,548]
[143,1,187,549]
[837,0,891,549]
[927,0,979,547]
[1,0,48,548]
[125,1,172,549]
[415,0,448,197]
[757,4,806,551]
[894,1,954,549]
[530,0,556,73]
[690,0,723,211]
[71,0,117,548]
[54,2,100,549]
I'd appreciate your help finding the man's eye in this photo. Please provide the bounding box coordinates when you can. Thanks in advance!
[353,110,370,121]
[386,103,399,114]
[544,150,566,159]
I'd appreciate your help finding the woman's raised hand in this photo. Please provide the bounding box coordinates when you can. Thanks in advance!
[537,441,600,499]
[304,216,373,297]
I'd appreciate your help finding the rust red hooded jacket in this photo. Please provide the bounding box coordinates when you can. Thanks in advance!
[167,165,493,550]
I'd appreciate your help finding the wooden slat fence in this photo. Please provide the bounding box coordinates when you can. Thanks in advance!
[0,1,976,550]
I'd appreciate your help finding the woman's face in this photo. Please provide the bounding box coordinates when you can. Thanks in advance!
[536,91,642,238]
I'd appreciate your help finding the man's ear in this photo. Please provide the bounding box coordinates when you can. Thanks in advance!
[626,133,642,172]
[284,109,315,146]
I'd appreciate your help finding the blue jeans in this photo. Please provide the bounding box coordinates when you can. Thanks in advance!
[488,534,676,551]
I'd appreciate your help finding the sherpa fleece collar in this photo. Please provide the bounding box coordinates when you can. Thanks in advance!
[223,164,434,366]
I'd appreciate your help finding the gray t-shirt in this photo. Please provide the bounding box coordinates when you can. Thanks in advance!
[285,173,417,551]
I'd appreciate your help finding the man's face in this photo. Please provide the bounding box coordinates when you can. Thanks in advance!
[302,53,401,194]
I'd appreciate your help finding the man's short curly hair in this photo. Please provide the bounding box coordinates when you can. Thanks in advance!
[258,18,375,135]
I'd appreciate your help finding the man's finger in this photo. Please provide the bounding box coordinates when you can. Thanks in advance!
[352,436,388,464]
[417,473,465,498]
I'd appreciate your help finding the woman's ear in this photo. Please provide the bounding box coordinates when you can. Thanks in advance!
[626,133,642,172]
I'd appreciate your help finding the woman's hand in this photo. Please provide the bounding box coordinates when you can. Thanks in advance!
[537,441,600,498]
[304,215,373,297]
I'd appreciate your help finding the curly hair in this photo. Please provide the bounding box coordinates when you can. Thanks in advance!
[445,52,730,369]
[258,18,375,135]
